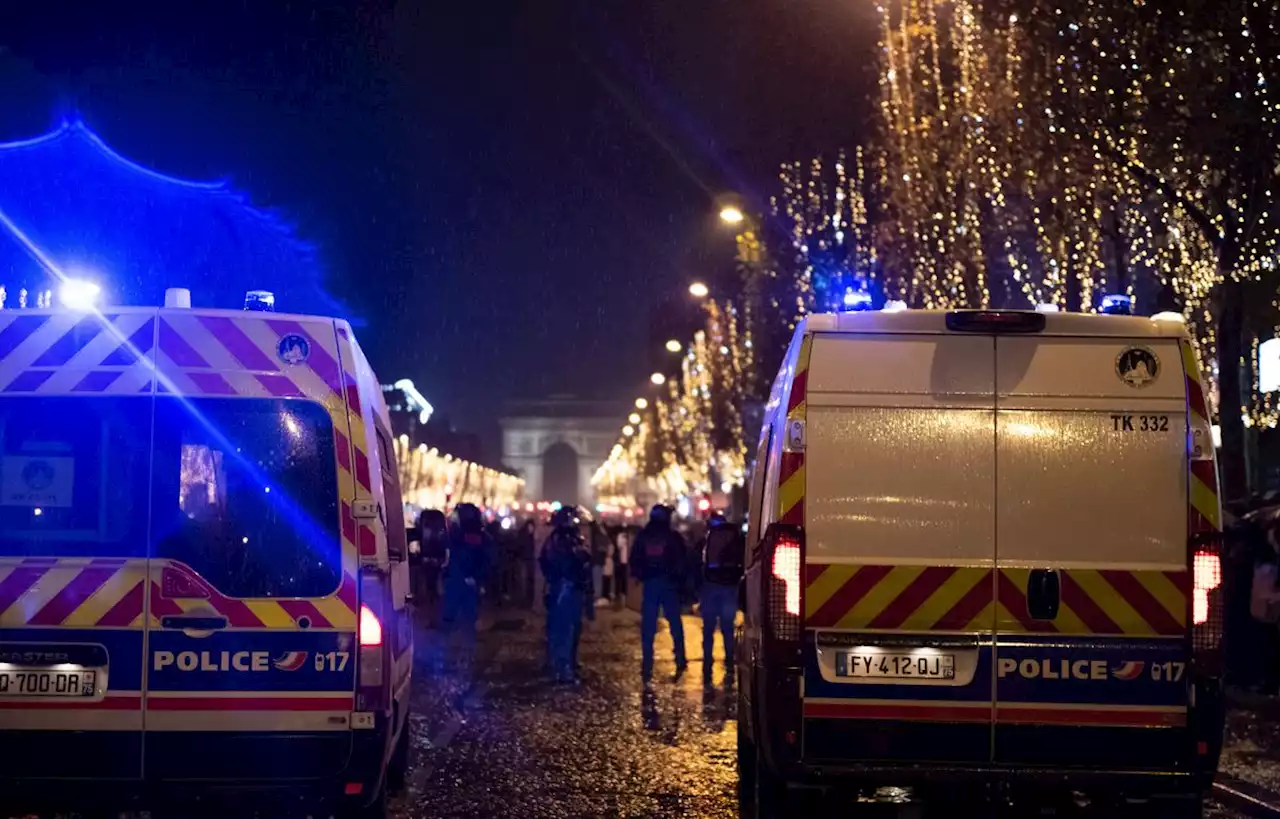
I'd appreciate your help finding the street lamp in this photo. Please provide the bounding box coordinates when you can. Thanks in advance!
[628,413,641,424]
[719,205,745,225]
[622,425,635,437]
[650,372,667,386]
[665,339,682,353]
[688,281,709,299]
[635,397,648,409]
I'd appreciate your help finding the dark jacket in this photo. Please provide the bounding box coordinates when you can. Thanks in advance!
[445,528,491,589]
[540,527,592,591]
[695,525,745,589]
[628,522,687,584]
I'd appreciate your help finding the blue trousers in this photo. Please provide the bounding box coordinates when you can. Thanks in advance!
[549,583,584,678]
[641,577,686,680]
[699,583,737,679]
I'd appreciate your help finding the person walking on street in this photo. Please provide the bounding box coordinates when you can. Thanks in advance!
[442,503,491,676]
[630,504,688,684]
[585,521,607,604]
[602,535,615,602]
[614,527,631,604]
[516,519,537,608]
[694,512,744,687]
[415,509,448,627]
[540,507,592,684]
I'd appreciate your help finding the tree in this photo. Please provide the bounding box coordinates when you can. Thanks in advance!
[1033,0,1280,497]
[773,150,879,315]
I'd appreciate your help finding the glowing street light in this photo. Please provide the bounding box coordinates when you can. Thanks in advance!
[635,397,649,409]
[688,281,709,299]
[628,413,641,424]
[622,425,635,437]
[650,372,666,386]
[665,339,682,353]
[719,205,745,225]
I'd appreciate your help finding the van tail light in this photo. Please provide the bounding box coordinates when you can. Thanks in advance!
[763,523,804,659]
[759,523,805,765]
[1193,551,1221,625]
[1190,534,1224,673]
[358,602,385,705]
[359,604,383,647]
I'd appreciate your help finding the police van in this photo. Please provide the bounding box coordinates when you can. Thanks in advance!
[737,308,1224,816]
[0,288,413,818]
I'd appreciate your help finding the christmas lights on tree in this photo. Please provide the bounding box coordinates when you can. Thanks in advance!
[590,298,749,508]
[774,149,878,320]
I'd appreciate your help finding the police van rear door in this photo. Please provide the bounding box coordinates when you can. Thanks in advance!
[801,330,997,766]
[143,314,359,781]
[993,330,1191,770]
[0,310,158,782]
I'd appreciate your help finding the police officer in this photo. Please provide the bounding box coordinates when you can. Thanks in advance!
[694,512,744,687]
[443,503,491,675]
[540,507,592,683]
[629,504,688,684]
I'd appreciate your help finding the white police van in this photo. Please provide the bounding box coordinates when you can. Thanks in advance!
[0,289,413,818]
[738,307,1224,816]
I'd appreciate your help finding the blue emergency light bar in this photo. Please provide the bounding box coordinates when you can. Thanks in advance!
[1100,294,1133,315]
[842,287,873,311]
[244,290,276,312]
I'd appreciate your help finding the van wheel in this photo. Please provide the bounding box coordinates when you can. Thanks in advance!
[387,724,411,794]
[737,715,757,810]
[737,718,787,819]
[752,749,788,819]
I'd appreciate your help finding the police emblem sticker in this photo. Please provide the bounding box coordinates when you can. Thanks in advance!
[1116,346,1159,388]
[278,334,311,366]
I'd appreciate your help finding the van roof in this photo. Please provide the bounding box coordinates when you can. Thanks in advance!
[803,309,1191,339]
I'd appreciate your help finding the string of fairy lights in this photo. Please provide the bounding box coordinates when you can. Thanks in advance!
[596,0,1280,505]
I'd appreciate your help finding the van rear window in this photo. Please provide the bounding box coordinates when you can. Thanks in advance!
[152,398,342,599]
[0,397,151,558]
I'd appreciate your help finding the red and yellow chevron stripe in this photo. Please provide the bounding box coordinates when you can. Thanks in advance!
[1181,340,1220,536]
[0,558,147,628]
[805,563,1188,637]
[777,333,812,526]
[0,309,370,630]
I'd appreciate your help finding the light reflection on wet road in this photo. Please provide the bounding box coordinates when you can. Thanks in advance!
[391,607,1249,819]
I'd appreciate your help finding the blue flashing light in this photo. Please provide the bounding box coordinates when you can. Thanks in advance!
[1035,303,1060,313]
[842,287,873,311]
[58,278,101,310]
[1100,294,1133,315]
[244,290,275,312]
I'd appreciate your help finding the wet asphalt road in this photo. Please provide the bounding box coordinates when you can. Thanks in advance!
[390,605,1251,819]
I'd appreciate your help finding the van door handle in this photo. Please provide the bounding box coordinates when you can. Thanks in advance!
[1026,570,1061,621]
[160,615,229,631]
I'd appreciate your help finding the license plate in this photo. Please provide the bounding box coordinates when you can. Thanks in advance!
[838,652,955,680]
[0,667,99,698]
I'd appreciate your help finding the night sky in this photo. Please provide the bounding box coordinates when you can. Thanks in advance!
[0,1,876,452]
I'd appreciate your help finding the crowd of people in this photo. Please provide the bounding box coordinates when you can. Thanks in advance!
[406,502,745,688]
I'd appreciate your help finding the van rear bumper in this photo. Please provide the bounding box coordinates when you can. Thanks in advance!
[0,727,389,817]
[783,761,1213,798]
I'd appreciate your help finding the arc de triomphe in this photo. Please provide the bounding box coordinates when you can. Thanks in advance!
[500,397,625,507]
